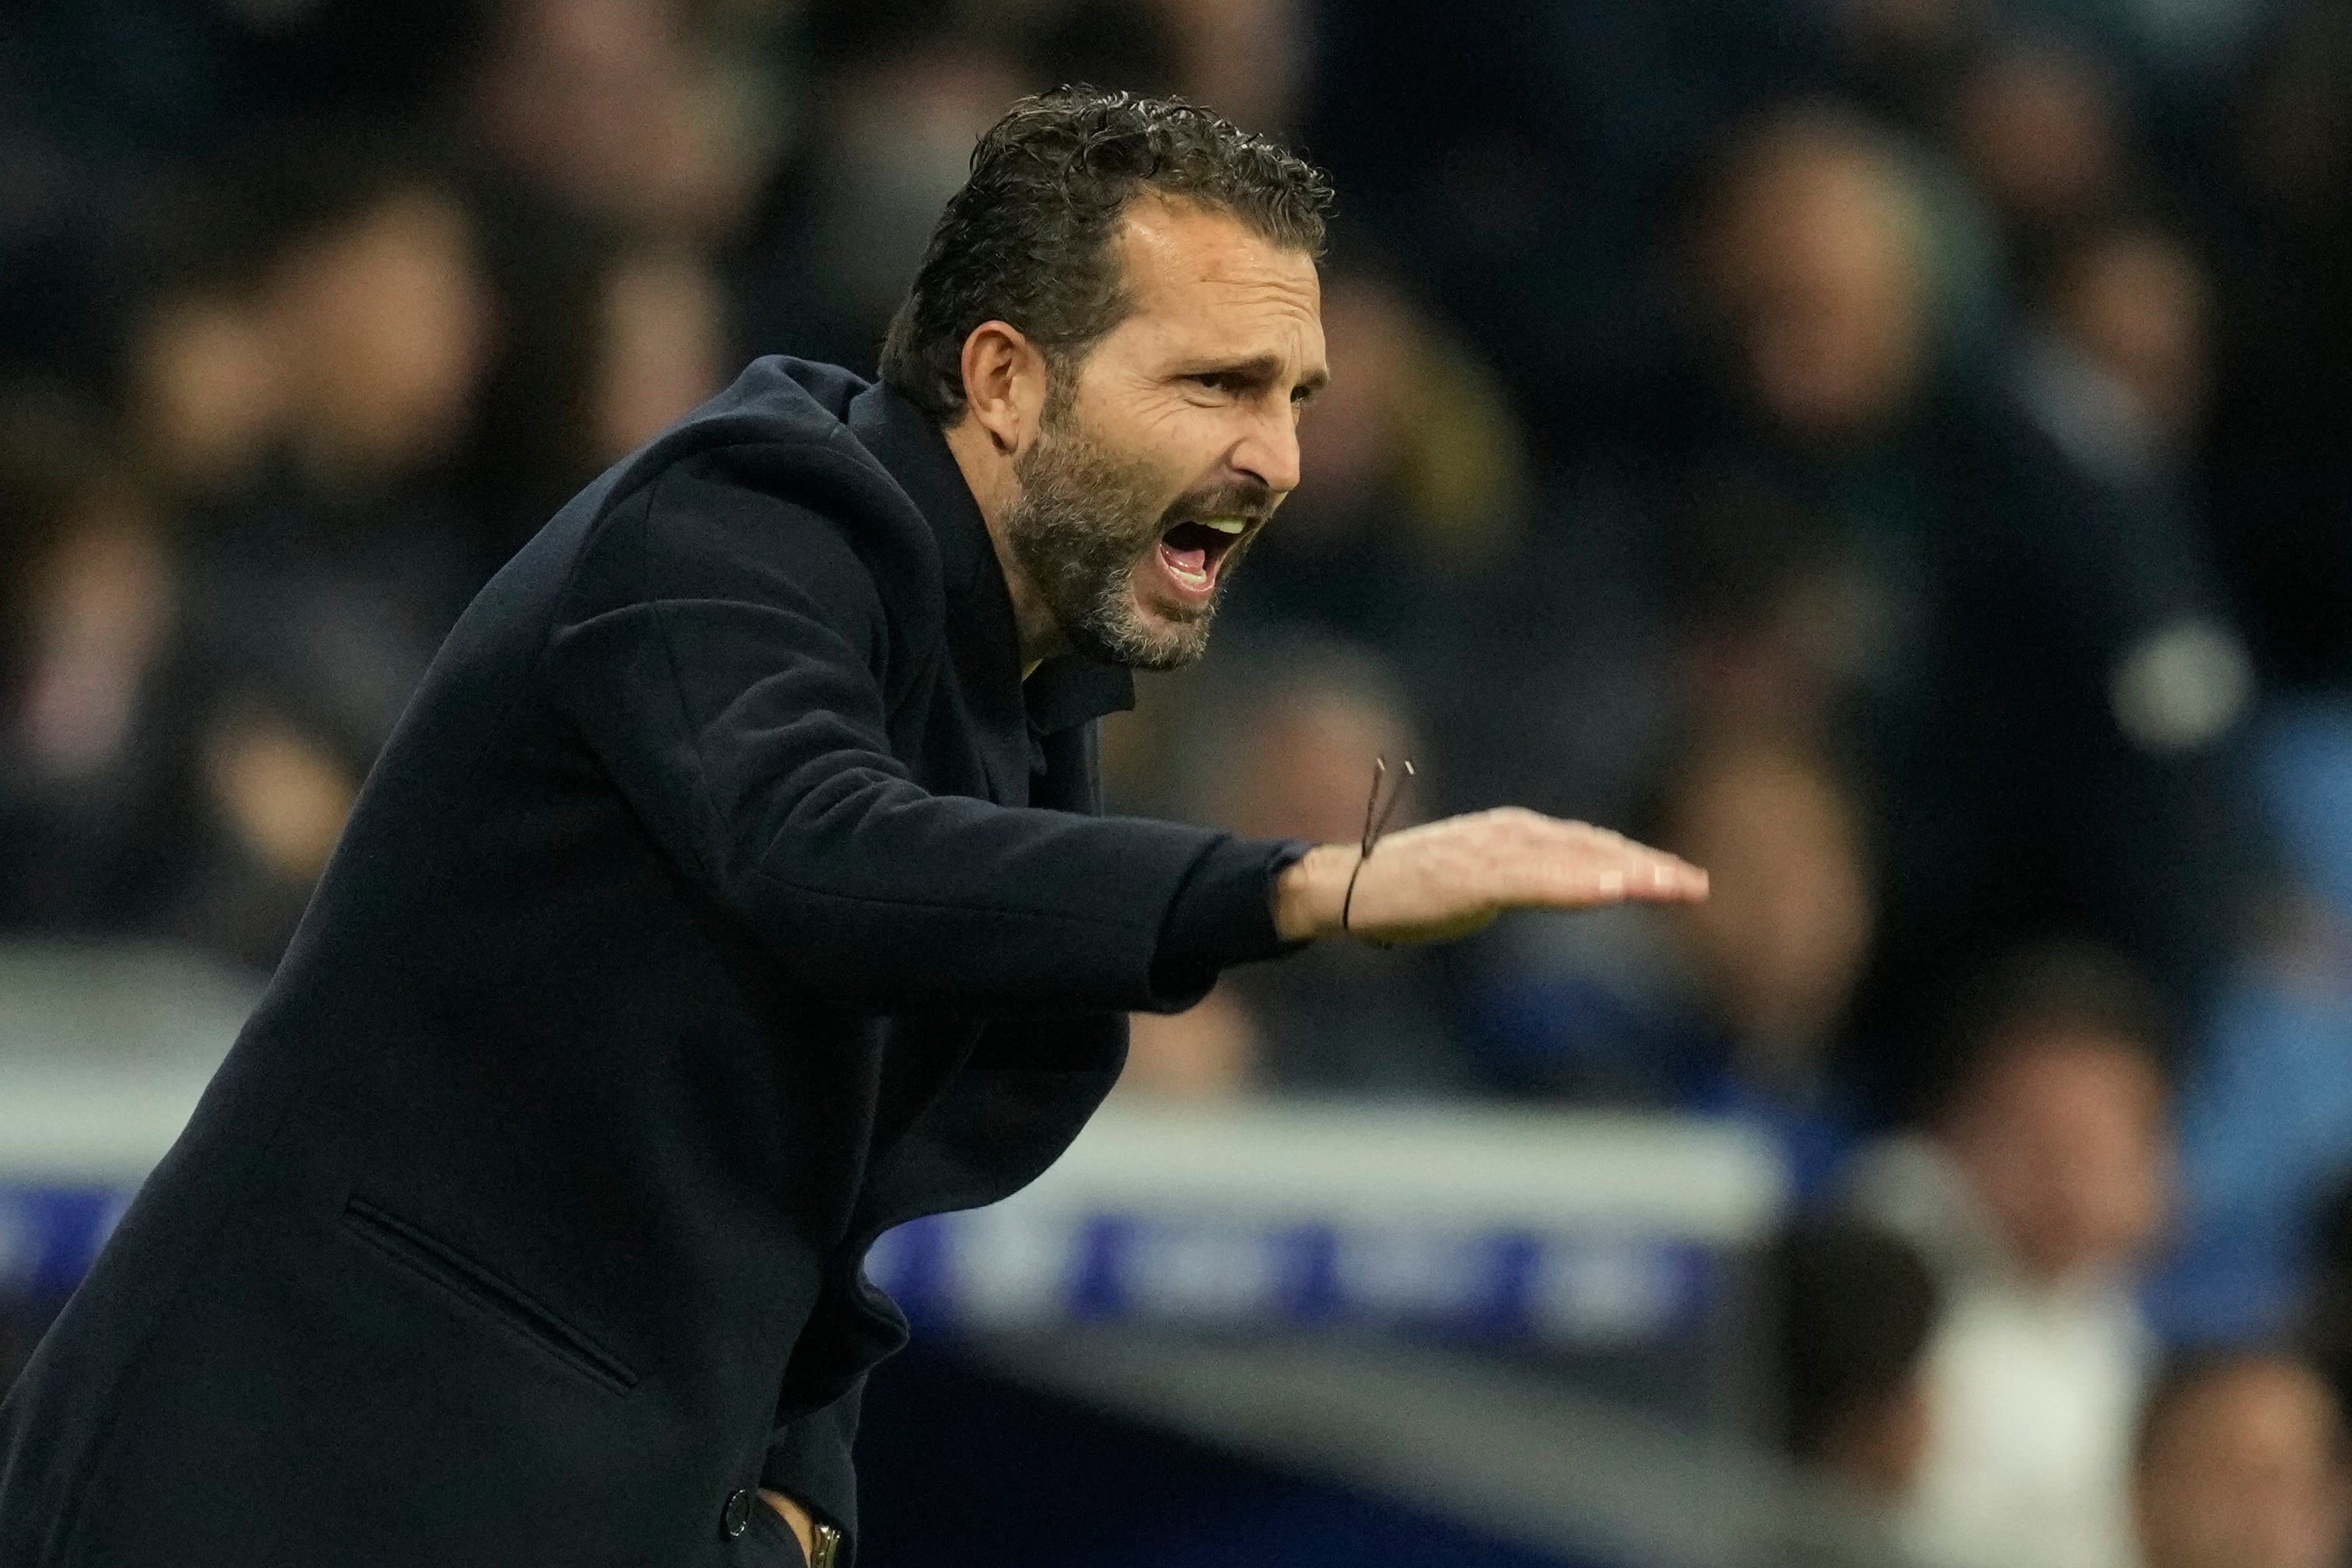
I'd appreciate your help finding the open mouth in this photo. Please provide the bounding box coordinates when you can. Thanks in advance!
[1153,516,1250,602]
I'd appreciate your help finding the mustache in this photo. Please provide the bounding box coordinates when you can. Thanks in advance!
[1159,480,1276,530]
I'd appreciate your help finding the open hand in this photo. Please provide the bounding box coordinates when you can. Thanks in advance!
[1271,807,1708,945]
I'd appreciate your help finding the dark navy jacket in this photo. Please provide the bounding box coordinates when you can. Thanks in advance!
[0,359,1300,1567]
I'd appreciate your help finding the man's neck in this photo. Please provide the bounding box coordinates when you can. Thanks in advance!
[943,416,1066,676]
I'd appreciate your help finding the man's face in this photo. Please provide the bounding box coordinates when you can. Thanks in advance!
[1947,1030,2172,1285]
[1005,196,1327,670]
[2137,1362,2350,1568]
[1703,134,1929,443]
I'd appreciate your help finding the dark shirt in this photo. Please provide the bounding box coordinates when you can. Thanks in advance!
[0,359,1304,1568]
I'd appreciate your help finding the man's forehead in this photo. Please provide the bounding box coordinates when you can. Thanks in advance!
[1111,195,1323,341]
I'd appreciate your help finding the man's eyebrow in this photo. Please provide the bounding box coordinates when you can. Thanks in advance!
[1180,355,1332,397]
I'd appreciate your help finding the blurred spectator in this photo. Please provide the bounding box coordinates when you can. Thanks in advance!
[1766,1219,1944,1564]
[1123,639,1468,1098]
[2203,0,2352,690]
[171,701,362,968]
[1688,107,1941,446]
[2297,1171,2352,1429]
[117,258,288,507]
[0,393,196,935]
[2017,213,2213,480]
[166,127,491,684]
[0,123,494,975]
[1849,942,2173,1568]
[1120,985,1258,1101]
[470,0,775,241]
[1153,0,1308,132]
[145,127,497,968]
[1948,31,2132,270]
[466,196,730,559]
[1664,735,1873,1122]
[595,246,729,457]
[2133,1351,2350,1568]
[1678,102,2256,1056]
[1303,0,1831,450]
[1470,731,1874,1197]
[108,123,495,503]
[736,7,1031,370]
[2149,704,2352,1342]
[257,164,490,491]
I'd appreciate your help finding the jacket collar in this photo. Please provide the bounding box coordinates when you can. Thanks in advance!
[847,382,1136,745]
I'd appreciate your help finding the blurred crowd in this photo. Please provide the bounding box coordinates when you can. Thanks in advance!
[4,0,2352,1564]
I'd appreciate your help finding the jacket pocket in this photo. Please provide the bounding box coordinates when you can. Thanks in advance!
[341,1195,639,1395]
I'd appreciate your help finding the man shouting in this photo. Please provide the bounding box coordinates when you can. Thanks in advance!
[0,89,1705,1568]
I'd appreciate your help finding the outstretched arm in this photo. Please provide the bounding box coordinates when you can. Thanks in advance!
[548,456,1704,1016]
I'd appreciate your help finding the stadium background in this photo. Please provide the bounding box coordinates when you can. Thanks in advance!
[4,1,2352,1564]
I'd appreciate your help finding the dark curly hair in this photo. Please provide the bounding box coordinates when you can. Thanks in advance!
[879,87,1333,420]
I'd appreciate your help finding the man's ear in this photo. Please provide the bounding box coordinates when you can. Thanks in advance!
[958,320,1049,456]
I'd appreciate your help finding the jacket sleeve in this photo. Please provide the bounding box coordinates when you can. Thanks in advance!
[541,453,1300,1017]
[760,1377,865,1552]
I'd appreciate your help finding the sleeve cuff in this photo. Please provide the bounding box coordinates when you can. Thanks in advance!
[1145,836,1313,1008]
[761,1382,865,1556]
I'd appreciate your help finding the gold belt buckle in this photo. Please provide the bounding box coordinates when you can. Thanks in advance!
[809,1521,843,1568]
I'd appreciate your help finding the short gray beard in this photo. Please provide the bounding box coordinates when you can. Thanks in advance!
[1004,410,1261,672]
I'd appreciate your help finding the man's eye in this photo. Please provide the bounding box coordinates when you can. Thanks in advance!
[1190,373,1234,392]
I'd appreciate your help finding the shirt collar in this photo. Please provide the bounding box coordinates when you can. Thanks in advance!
[847,381,1135,739]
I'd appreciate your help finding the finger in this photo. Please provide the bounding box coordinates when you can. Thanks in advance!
[1533,820,1700,891]
[1523,835,1705,907]
[1522,849,1639,907]
[1580,827,1706,901]
[1622,853,1709,901]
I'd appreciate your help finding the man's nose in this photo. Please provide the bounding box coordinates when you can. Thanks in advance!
[1229,405,1303,497]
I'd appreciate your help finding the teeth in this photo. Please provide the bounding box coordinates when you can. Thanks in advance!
[1201,517,1248,534]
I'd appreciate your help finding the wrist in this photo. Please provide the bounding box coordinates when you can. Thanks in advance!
[760,1489,821,1563]
[1272,843,1353,942]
